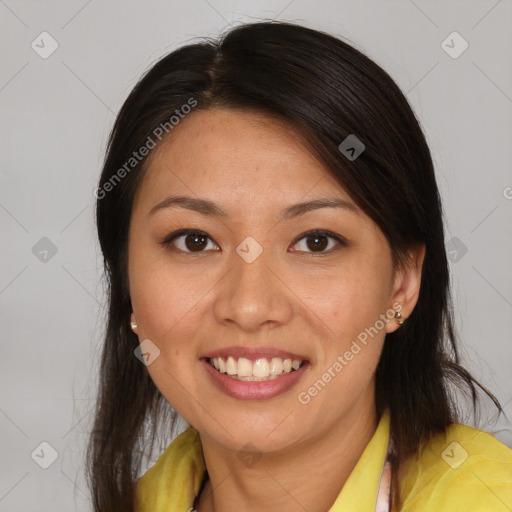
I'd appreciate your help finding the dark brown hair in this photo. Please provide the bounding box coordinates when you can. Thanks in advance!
[87,20,501,511]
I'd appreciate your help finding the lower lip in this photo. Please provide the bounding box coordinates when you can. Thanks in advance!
[201,359,310,400]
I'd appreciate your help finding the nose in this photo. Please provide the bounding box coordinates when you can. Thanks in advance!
[212,241,293,333]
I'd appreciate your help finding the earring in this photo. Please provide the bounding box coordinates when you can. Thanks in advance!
[395,311,405,325]
[130,321,138,331]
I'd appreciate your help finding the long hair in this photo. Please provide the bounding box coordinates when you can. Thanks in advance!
[86,20,501,511]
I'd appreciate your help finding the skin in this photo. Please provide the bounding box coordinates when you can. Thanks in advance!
[128,108,425,511]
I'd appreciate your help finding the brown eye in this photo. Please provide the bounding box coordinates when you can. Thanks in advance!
[161,230,219,253]
[290,230,346,254]
[306,234,328,251]
[161,229,346,255]
[183,233,208,251]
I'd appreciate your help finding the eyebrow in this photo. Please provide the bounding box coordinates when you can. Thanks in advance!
[148,195,359,220]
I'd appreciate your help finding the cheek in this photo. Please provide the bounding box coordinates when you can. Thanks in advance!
[129,254,207,418]
[294,254,391,406]
[128,248,214,414]
[296,275,387,418]
[299,259,391,342]
[129,248,209,342]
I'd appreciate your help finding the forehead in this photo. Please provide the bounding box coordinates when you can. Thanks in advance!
[133,108,353,213]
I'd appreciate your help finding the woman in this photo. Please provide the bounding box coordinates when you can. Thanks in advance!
[87,21,512,511]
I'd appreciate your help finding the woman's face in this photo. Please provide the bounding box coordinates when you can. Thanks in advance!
[128,108,420,453]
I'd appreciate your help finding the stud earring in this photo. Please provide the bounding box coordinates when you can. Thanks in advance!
[395,311,405,325]
[130,321,138,331]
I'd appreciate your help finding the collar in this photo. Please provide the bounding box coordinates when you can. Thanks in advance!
[135,409,391,511]
[329,409,391,511]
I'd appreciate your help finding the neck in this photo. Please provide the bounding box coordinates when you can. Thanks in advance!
[195,397,379,512]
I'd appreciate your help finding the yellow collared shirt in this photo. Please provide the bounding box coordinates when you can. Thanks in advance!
[135,410,512,511]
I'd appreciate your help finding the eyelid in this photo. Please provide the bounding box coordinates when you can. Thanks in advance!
[159,228,347,254]
[160,229,219,252]
[290,229,348,250]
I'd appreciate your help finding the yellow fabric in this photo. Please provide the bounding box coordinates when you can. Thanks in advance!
[329,410,391,511]
[135,426,206,511]
[134,410,512,511]
[398,423,512,511]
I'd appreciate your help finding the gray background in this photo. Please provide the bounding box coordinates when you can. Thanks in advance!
[1,0,511,510]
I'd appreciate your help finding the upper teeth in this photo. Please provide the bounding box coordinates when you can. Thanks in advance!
[209,356,303,379]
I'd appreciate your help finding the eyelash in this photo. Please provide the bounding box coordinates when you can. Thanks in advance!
[159,229,347,255]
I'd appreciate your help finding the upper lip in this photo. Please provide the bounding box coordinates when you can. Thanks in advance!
[201,346,309,361]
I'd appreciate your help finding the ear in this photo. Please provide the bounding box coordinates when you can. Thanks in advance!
[386,242,426,334]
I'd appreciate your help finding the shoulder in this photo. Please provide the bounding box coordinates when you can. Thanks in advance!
[134,426,205,511]
[398,422,512,512]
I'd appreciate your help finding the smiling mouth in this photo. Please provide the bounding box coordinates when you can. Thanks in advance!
[206,356,306,381]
